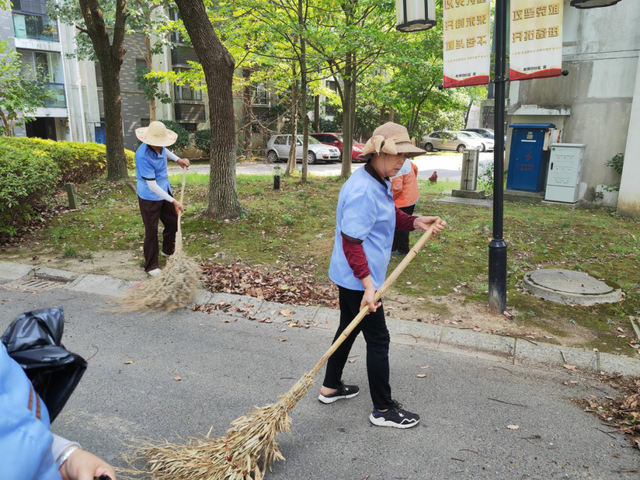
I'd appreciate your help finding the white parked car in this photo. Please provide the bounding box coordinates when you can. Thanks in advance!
[266,135,341,164]
[463,131,494,151]
[420,131,486,153]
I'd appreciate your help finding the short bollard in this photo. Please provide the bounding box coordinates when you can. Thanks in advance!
[64,182,79,209]
[273,165,281,190]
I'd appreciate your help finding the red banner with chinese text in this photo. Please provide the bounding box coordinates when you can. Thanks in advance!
[443,0,491,89]
[509,0,564,81]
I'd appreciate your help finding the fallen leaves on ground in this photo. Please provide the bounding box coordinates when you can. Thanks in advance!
[201,262,337,308]
[416,374,427,378]
[579,375,640,450]
[506,425,520,430]
[563,364,578,371]
[124,360,133,365]
[173,376,181,381]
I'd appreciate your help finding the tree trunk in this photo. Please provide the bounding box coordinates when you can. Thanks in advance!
[79,0,128,181]
[389,107,395,122]
[297,1,308,183]
[314,95,320,132]
[242,68,252,160]
[145,35,156,122]
[286,62,298,175]
[175,0,241,219]
[340,52,354,179]
[101,64,129,180]
[300,36,308,183]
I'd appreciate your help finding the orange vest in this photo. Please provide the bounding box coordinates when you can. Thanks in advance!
[391,161,419,208]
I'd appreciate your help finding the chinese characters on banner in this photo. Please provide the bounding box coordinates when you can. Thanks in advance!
[510,0,564,81]
[443,0,491,88]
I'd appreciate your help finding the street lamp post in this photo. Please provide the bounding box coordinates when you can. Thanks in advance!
[488,0,508,313]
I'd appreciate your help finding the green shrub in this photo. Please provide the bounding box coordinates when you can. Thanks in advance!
[0,137,135,184]
[160,120,191,151]
[0,143,59,238]
[194,128,210,154]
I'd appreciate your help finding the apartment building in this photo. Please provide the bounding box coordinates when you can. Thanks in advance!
[0,1,208,150]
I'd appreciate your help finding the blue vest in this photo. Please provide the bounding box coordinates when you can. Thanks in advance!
[0,343,61,479]
[329,166,395,290]
[135,143,172,201]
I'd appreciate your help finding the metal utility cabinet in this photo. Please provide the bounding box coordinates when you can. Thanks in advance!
[507,123,556,192]
[544,144,586,203]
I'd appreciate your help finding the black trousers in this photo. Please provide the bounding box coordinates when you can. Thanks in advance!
[138,197,177,272]
[323,286,393,410]
[392,204,416,254]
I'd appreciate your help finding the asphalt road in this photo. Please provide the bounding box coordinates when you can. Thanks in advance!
[1,287,638,479]
[168,152,495,182]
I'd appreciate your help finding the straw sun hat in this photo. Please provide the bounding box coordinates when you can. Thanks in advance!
[360,122,425,160]
[135,121,178,147]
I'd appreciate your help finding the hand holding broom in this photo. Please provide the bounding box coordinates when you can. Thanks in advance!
[130,219,443,480]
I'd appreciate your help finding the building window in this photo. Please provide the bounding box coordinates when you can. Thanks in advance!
[174,68,202,101]
[169,9,186,45]
[140,118,150,128]
[12,0,58,42]
[18,49,66,107]
[180,123,197,132]
[175,104,205,122]
[135,58,148,91]
[251,84,268,106]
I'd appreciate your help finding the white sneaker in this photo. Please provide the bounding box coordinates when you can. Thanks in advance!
[161,251,172,257]
[147,268,162,277]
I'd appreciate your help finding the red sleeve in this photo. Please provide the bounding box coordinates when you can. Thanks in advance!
[395,207,418,232]
[342,235,371,279]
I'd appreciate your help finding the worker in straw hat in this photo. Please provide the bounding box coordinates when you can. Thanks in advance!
[320,122,446,429]
[135,121,190,277]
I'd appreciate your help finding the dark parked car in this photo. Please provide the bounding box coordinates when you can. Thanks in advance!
[310,133,366,162]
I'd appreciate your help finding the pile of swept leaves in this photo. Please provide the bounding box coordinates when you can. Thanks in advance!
[201,262,338,308]
[580,375,640,450]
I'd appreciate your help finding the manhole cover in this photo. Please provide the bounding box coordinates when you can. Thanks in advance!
[523,269,622,306]
[3,276,68,293]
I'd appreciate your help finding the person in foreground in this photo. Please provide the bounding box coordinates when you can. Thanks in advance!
[135,121,190,277]
[0,343,116,480]
[320,122,446,429]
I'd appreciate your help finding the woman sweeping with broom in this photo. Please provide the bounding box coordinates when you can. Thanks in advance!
[134,121,190,276]
[320,122,446,428]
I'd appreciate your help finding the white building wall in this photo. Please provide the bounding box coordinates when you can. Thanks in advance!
[507,0,640,203]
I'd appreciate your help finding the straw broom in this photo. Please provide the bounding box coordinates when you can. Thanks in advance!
[127,220,442,479]
[119,168,201,312]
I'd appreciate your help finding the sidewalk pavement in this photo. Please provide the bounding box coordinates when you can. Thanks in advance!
[1,261,638,377]
[1,267,639,478]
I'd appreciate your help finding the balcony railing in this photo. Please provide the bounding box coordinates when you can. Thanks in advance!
[43,83,66,108]
[13,12,59,42]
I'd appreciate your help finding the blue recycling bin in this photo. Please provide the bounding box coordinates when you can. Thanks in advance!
[506,123,555,192]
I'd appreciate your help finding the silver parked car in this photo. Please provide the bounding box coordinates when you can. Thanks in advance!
[266,135,341,164]
[420,131,485,153]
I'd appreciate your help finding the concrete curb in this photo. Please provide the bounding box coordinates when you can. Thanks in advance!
[1,261,639,377]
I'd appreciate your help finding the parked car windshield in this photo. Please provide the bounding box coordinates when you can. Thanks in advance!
[299,135,321,144]
[459,132,478,140]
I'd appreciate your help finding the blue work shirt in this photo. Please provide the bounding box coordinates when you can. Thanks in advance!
[135,143,172,201]
[0,343,60,480]
[329,165,395,291]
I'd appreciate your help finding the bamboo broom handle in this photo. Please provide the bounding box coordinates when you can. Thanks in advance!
[177,167,187,234]
[309,218,442,378]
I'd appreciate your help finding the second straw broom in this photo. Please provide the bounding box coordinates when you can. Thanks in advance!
[128,219,442,479]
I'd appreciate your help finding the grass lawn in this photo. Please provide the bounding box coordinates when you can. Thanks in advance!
[2,172,639,356]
